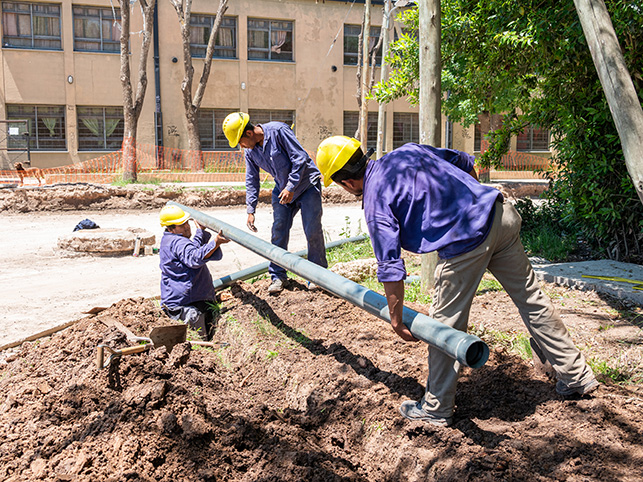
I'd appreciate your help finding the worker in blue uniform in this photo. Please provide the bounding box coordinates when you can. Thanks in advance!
[223,112,327,294]
[159,205,229,340]
[316,136,598,427]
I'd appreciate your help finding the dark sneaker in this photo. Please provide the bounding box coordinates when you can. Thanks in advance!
[268,279,284,295]
[399,400,452,427]
[556,378,599,397]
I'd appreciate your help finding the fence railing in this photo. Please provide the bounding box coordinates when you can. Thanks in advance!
[0,141,551,186]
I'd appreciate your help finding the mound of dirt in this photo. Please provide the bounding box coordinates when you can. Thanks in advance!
[0,184,356,213]
[1,280,642,481]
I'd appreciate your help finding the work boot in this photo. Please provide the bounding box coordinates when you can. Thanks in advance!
[399,400,452,427]
[268,278,284,295]
[555,378,599,398]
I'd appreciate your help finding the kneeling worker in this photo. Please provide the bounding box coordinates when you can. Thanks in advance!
[316,136,598,427]
[159,205,229,340]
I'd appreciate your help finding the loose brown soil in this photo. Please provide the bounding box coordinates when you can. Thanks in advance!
[1,276,642,481]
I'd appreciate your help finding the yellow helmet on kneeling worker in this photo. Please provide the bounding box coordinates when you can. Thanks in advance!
[159,205,190,227]
[316,136,363,187]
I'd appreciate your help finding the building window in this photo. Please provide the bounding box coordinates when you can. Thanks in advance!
[474,123,482,152]
[198,109,237,150]
[344,24,382,66]
[343,111,378,147]
[517,125,550,152]
[77,106,124,151]
[248,109,294,127]
[393,112,419,149]
[73,6,120,52]
[6,104,66,150]
[190,15,236,59]
[248,18,293,62]
[1,1,61,49]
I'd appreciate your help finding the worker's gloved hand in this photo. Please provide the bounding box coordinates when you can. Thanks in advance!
[247,213,258,232]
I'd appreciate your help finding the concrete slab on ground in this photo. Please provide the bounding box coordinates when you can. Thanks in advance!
[531,259,643,306]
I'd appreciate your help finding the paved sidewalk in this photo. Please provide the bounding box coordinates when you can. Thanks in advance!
[531,259,643,306]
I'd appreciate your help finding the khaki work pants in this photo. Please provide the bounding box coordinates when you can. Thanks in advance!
[422,201,595,418]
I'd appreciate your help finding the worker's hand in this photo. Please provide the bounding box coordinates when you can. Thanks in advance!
[215,231,230,245]
[192,220,203,231]
[278,188,294,204]
[247,213,258,232]
[391,320,420,342]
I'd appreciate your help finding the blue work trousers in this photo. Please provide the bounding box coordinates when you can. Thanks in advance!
[269,182,328,281]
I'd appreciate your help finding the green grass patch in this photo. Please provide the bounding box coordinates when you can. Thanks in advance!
[326,239,374,267]
[476,277,504,294]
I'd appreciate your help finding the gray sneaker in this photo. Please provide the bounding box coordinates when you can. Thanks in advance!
[399,400,452,427]
[556,378,599,397]
[268,279,284,295]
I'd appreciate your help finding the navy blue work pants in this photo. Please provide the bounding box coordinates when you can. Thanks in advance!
[269,182,328,281]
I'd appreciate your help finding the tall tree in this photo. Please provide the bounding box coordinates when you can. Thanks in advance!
[120,0,157,183]
[170,0,229,169]
[372,1,643,260]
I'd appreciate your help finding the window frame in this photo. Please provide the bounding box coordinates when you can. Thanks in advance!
[189,15,237,59]
[1,1,62,50]
[248,109,295,127]
[6,104,66,151]
[198,108,238,151]
[392,112,419,149]
[343,24,383,66]
[343,111,378,147]
[77,106,124,151]
[72,5,121,53]
[247,18,293,62]
[517,125,550,152]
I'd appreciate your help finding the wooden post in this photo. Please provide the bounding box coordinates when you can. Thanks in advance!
[573,0,643,204]
[360,0,372,150]
[418,0,441,293]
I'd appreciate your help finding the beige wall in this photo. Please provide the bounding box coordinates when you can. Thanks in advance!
[0,0,463,169]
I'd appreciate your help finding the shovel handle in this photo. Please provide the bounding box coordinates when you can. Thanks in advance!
[119,344,150,355]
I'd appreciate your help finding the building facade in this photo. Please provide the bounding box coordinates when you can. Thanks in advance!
[0,0,548,169]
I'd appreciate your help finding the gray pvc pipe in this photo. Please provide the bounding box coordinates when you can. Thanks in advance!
[171,202,489,368]
[212,234,368,290]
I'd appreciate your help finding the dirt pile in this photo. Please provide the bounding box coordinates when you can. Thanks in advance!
[1,280,642,481]
[0,184,355,213]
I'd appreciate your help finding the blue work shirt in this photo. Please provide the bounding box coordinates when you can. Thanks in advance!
[363,143,503,283]
[245,122,321,214]
[159,228,222,308]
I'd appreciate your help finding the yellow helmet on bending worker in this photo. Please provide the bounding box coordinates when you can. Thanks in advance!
[315,135,363,187]
[159,205,190,227]
[222,112,250,148]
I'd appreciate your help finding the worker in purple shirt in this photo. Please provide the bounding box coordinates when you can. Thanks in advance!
[223,112,327,294]
[159,205,229,340]
[316,136,598,427]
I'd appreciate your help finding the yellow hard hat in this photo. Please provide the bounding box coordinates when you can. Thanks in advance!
[160,205,190,227]
[316,136,362,187]
[222,112,250,148]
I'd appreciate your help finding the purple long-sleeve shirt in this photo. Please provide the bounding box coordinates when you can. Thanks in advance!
[159,228,222,308]
[363,143,503,283]
[245,122,321,214]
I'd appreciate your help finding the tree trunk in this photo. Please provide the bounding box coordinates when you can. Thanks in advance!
[359,0,372,150]
[171,0,228,170]
[418,0,442,293]
[120,0,155,183]
[573,0,643,205]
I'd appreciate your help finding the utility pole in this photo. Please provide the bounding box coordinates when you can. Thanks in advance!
[359,0,372,150]
[573,0,643,205]
[418,0,441,293]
